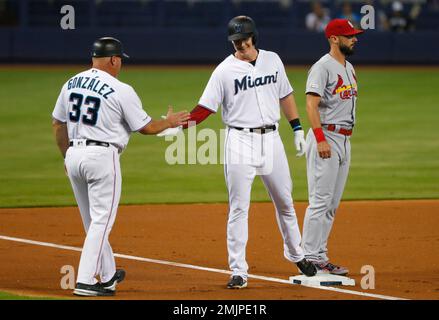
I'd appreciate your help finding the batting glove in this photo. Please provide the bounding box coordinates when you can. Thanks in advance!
[157,126,183,137]
[294,129,306,157]
[157,114,183,137]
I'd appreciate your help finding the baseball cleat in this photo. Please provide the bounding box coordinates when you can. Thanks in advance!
[227,275,248,289]
[295,258,317,277]
[101,269,126,291]
[317,262,349,276]
[73,282,115,297]
[312,261,349,276]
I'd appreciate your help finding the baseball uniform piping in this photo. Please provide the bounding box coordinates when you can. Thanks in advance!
[224,127,231,204]
[134,116,152,132]
[344,68,355,125]
[94,149,117,278]
[280,90,294,100]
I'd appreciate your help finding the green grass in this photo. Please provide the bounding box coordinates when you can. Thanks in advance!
[0,291,59,300]
[0,66,438,207]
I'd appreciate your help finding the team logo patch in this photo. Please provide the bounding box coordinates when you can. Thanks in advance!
[332,74,357,100]
[234,23,243,33]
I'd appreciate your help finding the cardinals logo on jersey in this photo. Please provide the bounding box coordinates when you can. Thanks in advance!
[332,74,357,100]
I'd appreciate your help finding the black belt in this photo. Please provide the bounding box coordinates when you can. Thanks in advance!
[231,125,276,134]
[69,139,110,147]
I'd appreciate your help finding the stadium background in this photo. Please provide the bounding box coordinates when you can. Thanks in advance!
[0,0,438,300]
[1,0,439,64]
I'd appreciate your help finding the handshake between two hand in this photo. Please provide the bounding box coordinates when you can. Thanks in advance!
[157,106,188,137]
[156,106,307,158]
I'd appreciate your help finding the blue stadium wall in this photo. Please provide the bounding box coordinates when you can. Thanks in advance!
[1,27,438,64]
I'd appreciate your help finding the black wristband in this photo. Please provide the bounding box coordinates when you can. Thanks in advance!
[289,118,302,132]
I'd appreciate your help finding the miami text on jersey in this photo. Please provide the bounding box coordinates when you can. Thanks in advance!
[234,72,278,95]
[67,76,115,99]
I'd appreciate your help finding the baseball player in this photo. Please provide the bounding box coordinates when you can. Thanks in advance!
[52,37,189,296]
[301,19,363,275]
[159,16,317,288]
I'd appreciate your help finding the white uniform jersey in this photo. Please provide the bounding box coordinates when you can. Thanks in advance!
[52,68,151,151]
[306,53,358,128]
[199,49,293,128]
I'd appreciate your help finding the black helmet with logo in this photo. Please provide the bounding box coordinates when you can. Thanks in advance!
[91,37,129,59]
[227,16,258,44]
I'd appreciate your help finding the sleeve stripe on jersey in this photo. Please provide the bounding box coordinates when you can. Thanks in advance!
[280,90,294,100]
[305,90,322,97]
[133,116,152,132]
[52,115,67,123]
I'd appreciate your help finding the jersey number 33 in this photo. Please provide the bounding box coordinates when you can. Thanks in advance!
[69,92,101,126]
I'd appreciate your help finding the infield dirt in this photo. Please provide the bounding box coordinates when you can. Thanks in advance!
[0,200,438,300]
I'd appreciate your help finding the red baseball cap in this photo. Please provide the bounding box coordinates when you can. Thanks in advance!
[325,19,364,38]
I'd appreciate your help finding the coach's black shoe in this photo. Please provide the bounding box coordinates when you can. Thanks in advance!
[227,275,248,289]
[102,269,126,291]
[73,282,115,297]
[296,258,317,277]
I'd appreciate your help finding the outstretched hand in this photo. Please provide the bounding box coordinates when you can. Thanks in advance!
[156,106,189,137]
[166,106,190,128]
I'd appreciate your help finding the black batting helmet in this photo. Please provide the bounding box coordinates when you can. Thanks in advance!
[91,37,129,59]
[227,16,258,44]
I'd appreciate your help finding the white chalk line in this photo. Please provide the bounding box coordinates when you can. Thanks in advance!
[0,234,408,300]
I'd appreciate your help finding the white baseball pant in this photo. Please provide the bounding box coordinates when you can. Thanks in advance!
[224,126,304,279]
[65,143,121,285]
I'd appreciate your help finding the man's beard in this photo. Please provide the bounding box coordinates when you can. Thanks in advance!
[340,43,354,56]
